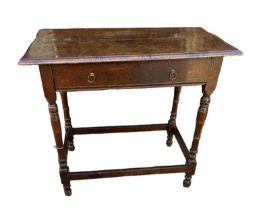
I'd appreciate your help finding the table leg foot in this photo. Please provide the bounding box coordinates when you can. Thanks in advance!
[183,175,192,187]
[63,184,72,196]
[68,140,75,151]
[166,137,173,147]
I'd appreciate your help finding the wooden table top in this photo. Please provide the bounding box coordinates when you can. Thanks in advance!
[19,28,241,65]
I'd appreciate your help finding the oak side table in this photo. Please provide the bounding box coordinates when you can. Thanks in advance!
[19,28,241,196]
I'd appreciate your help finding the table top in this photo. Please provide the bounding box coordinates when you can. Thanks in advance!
[19,28,241,65]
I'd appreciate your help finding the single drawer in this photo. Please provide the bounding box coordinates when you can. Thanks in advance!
[52,58,211,90]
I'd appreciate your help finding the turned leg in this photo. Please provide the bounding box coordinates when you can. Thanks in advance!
[48,102,72,195]
[166,86,182,146]
[40,67,71,196]
[60,92,74,151]
[183,86,210,187]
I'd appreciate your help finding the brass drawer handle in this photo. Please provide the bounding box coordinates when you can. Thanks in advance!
[169,69,177,80]
[88,72,95,83]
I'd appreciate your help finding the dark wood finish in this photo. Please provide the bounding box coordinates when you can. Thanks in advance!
[204,57,223,95]
[39,66,71,196]
[173,127,189,159]
[60,92,74,151]
[72,124,167,135]
[52,58,211,91]
[69,165,187,180]
[184,86,211,188]
[166,86,181,146]
[19,28,241,196]
[19,28,241,65]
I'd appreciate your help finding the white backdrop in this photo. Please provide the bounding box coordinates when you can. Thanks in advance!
[0,0,258,209]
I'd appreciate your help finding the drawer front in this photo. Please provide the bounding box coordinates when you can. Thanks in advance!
[52,58,211,90]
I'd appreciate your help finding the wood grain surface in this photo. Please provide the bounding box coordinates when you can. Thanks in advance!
[19,28,241,65]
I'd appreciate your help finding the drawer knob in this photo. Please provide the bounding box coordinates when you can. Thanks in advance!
[88,72,95,84]
[169,69,177,80]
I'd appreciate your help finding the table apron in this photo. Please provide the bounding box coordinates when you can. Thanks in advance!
[51,58,212,91]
